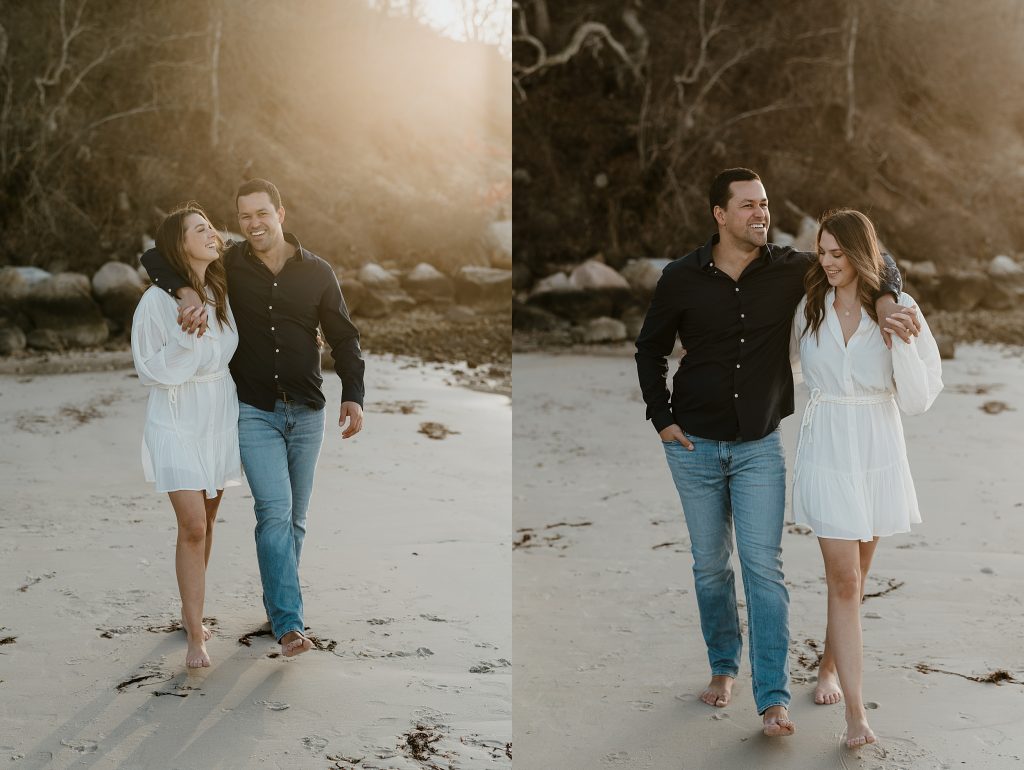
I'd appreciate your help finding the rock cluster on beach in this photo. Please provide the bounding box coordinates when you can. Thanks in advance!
[0,221,513,359]
[513,233,1024,356]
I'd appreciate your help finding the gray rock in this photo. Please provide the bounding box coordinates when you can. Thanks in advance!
[621,306,647,340]
[487,221,512,270]
[338,274,365,315]
[27,328,64,351]
[793,216,819,253]
[453,266,512,306]
[907,260,938,280]
[512,302,567,332]
[979,281,1018,311]
[569,259,630,292]
[401,263,454,304]
[619,259,669,303]
[0,266,52,305]
[579,316,627,344]
[934,271,990,312]
[527,259,631,321]
[512,261,532,293]
[513,168,531,185]
[770,229,795,248]
[355,288,416,318]
[0,323,27,355]
[25,272,108,347]
[358,262,401,291]
[934,333,955,360]
[445,305,478,323]
[988,255,1024,283]
[92,261,146,322]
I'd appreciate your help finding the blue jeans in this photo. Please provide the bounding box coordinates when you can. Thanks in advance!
[663,429,790,714]
[238,400,325,642]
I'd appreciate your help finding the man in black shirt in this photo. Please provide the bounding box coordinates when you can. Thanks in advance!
[142,178,365,658]
[635,168,917,736]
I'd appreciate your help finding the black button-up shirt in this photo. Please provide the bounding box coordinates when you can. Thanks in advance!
[141,233,365,412]
[635,235,900,441]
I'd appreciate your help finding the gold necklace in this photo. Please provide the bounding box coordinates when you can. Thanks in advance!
[834,295,860,318]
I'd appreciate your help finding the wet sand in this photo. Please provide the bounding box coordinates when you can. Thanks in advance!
[513,344,1024,769]
[0,356,510,769]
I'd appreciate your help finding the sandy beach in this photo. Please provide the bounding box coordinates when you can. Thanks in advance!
[513,344,1024,769]
[0,355,511,770]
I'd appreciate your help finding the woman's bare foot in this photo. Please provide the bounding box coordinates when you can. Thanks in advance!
[845,712,876,748]
[700,675,734,707]
[281,631,313,658]
[181,614,213,642]
[762,705,796,737]
[814,666,843,705]
[185,637,211,668]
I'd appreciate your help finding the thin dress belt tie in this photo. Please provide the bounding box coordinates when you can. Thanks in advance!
[795,388,895,471]
[157,369,229,431]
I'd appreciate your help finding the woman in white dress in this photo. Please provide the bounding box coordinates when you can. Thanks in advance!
[131,203,241,669]
[791,209,942,748]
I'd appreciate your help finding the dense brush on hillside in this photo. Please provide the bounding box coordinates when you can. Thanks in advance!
[0,0,511,271]
[512,1,1024,273]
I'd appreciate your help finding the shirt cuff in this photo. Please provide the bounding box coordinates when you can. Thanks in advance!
[651,409,674,433]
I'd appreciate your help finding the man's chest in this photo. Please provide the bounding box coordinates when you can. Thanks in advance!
[228,265,320,326]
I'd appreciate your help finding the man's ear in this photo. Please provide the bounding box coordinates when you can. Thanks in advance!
[277,206,286,226]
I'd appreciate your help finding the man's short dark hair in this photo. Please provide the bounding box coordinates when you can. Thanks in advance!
[709,168,761,216]
[236,178,282,210]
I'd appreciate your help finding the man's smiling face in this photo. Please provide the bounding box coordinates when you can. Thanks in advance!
[715,179,769,249]
[237,191,285,252]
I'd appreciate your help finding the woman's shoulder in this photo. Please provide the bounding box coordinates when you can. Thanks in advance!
[137,285,177,312]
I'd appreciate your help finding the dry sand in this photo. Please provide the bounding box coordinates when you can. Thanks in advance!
[0,355,510,770]
[513,343,1024,770]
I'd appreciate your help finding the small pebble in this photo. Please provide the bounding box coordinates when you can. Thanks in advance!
[981,567,995,574]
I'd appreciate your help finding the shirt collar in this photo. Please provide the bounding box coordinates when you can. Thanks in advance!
[698,232,774,268]
[241,231,307,263]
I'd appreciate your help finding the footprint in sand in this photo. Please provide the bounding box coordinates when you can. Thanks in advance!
[302,735,328,754]
[629,700,654,711]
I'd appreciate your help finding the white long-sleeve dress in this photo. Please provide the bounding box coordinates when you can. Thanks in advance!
[790,291,943,541]
[131,286,241,498]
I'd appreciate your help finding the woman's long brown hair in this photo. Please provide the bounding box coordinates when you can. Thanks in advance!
[802,208,884,341]
[155,202,231,329]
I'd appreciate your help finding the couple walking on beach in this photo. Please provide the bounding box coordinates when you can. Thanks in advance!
[131,179,364,668]
[636,168,943,747]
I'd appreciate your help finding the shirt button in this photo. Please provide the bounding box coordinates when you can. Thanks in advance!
[735,287,739,292]
[734,393,739,398]
[740,338,745,343]
[268,305,273,309]
[273,283,277,287]
[275,348,280,353]
[740,313,745,318]
[274,374,278,379]
[271,326,275,331]
[736,364,741,369]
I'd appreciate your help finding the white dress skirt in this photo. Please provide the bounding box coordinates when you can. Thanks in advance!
[790,291,943,541]
[131,286,241,498]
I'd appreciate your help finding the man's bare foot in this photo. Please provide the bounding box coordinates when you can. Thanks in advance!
[185,638,211,668]
[762,705,796,737]
[281,631,313,658]
[699,675,734,707]
[845,712,876,748]
[814,666,843,705]
[181,615,212,642]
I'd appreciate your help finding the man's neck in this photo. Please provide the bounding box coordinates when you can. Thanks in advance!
[711,232,761,277]
[252,235,294,270]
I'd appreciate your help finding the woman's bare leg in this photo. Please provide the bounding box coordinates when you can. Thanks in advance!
[819,537,876,748]
[168,490,211,668]
[815,537,880,705]
[179,490,224,642]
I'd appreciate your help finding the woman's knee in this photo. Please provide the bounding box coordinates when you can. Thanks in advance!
[178,519,207,545]
[827,568,862,601]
